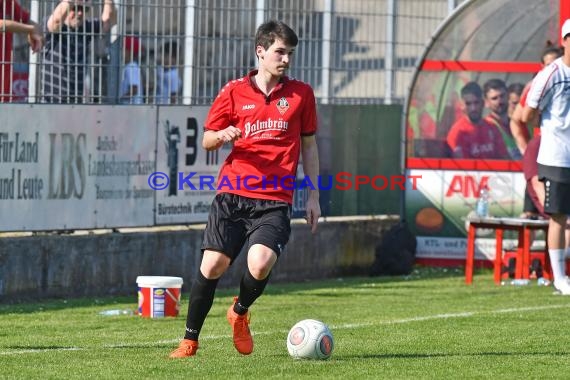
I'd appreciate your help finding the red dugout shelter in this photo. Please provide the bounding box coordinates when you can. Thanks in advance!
[403,0,570,266]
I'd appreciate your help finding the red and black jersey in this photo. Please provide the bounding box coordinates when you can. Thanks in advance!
[205,70,318,204]
[0,1,30,102]
[446,116,510,159]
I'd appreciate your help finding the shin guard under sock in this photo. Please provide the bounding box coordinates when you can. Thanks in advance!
[234,269,270,315]
[184,271,219,340]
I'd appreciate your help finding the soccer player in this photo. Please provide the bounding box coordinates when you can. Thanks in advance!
[523,19,570,295]
[169,20,321,358]
[41,0,117,103]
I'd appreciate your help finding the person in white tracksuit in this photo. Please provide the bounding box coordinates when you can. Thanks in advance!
[523,19,570,295]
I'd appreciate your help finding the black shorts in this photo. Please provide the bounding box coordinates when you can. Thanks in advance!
[201,193,291,262]
[542,178,570,215]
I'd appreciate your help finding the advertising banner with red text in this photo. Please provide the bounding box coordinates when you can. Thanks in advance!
[405,169,526,261]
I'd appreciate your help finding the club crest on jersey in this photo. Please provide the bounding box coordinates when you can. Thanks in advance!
[276,97,290,115]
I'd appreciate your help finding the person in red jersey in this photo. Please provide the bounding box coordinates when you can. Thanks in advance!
[483,78,520,159]
[170,20,320,358]
[446,81,509,159]
[510,44,562,218]
[523,136,547,218]
[1,18,42,50]
[0,1,43,102]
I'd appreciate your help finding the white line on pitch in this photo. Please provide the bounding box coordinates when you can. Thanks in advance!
[2,303,570,355]
[0,347,82,355]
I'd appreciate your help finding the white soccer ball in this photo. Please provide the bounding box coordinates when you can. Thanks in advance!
[286,319,334,360]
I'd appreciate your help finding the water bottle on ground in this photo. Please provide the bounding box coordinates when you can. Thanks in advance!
[510,279,530,286]
[99,309,134,316]
[476,188,490,217]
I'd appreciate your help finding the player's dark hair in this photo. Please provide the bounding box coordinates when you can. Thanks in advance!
[507,82,524,97]
[461,81,482,99]
[255,20,298,51]
[483,78,507,96]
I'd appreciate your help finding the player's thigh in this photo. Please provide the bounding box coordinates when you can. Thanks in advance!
[201,193,247,262]
[247,206,291,257]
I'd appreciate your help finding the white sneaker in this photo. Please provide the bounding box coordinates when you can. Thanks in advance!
[553,277,570,295]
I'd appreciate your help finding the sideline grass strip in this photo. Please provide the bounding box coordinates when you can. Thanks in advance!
[2,270,570,379]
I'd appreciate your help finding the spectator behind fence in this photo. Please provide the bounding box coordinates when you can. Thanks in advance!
[155,41,181,104]
[446,81,509,159]
[41,0,116,104]
[0,0,42,102]
[483,78,520,160]
[120,35,143,104]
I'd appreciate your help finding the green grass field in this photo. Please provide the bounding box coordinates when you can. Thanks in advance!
[2,268,570,379]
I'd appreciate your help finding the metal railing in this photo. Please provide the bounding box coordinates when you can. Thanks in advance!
[1,0,463,105]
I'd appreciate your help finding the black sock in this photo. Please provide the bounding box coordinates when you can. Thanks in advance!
[234,270,270,315]
[183,271,219,341]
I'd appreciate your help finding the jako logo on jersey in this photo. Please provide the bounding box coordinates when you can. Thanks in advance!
[242,104,255,110]
[276,97,290,115]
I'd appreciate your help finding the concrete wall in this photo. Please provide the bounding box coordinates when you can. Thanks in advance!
[0,216,398,301]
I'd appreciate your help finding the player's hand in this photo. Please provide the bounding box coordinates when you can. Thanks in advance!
[305,192,321,234]
[217,126,242,143]
[28,24,44,53]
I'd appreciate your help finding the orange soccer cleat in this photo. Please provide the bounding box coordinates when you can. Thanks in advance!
[169,339,199,358]
[226,297,253,355]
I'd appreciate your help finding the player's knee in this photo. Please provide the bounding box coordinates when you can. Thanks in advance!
[551,213,568,225]
[248,255,276,279]
[249,265,272,280]
[201,263,228,279]
[247,244,278,279]
[200,252,230,279]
